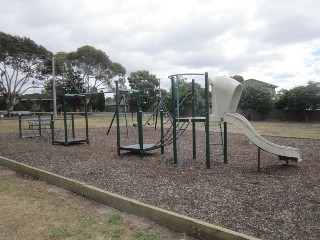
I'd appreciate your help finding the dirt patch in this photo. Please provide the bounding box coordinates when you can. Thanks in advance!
[0,126,319,240]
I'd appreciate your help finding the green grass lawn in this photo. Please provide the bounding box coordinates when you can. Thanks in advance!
[2,114,319,139]
[0,166,185,240]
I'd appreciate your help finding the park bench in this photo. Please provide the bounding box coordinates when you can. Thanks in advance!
[28,119,52,130]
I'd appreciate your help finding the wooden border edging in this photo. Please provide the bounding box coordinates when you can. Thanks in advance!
[0,156,258,240]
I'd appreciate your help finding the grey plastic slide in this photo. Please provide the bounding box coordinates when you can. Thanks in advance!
[223,113,301,162]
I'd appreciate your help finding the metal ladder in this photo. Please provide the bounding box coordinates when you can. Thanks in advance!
[209,122,224,157]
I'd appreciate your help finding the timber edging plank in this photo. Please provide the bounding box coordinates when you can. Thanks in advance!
[0,155,258,240]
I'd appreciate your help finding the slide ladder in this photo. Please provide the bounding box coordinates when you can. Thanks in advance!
[209,122,224,157]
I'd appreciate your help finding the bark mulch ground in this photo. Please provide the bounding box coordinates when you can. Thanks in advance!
[0,126,319,240]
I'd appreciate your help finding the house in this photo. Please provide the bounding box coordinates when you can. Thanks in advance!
[20,93,53,112]
[243,79,278,99]
[105,100,128,112]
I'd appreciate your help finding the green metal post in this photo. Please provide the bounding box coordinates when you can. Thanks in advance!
[224,122,228,164]
[63,90,68,146]
[137,82,141,123]
[71,112,75,139]
[171,76,177,165]
[192,79,196,159]
[155,96,160,130]
[115,81,121,155]
[38,114,42,137]
[257,147,261,172]
[19,114,22,139]
[107,111,116,135]
[123,95,129,138]
[160,110,164,154]
[84,95,89,144]
[205,72,211,169]
[51,113,54,144]
[138,111,144,158]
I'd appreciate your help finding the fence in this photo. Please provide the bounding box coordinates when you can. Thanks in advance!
[239,109,320,122]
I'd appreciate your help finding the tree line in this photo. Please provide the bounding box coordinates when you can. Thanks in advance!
[1,31,319,118]
[235,80,320,119]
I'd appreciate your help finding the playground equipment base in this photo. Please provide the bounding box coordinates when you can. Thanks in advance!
[53,138,88,145]
[120,143,160,152]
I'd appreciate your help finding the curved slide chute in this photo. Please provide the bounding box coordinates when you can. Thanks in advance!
[223,113,302,162]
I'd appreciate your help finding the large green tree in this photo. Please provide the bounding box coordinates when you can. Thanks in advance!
[0,32,51,117]
[239,85,274,120]
[95,91,106,112]
[127,70,159,112]
[43,76,84,112]
[44,46,126,111]
[163,78,206,116]
[65,45,126,93]
[276,81,320,110]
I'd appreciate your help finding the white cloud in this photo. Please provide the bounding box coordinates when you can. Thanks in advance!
[0,0,319,92]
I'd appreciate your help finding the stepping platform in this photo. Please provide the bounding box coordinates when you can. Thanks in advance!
[176,117,206,122]
[53,138,88,145]
[120,144,161,152]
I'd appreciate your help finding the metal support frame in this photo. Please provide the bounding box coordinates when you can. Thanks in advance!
[19,114,49,139]
[138,111,144,158]
[224,122,228,164]
[52,90,89,146]
[192,79,196,159]
[204,72,210,169]
[257,147,261,172]
[38,115,42,137]
[160,110,164,154]
[171,76,178,165]
[18,114,22,139]
[84,95,89,144]
[116,81,121,155]
[169,73,210,169]
[51,113,54,144]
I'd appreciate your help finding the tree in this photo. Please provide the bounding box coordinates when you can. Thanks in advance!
[230,75,244,83]
[163,79,206,116]
[177,79,205,116]
[95,91,105,112]
[65,45,126,93]
[44,47,126,112]
[239,85,274,120]
[127,70,159,112]
[43,75,83,112]
[0,96,6,109]
[0,32,51,117]
[276,81,320,110]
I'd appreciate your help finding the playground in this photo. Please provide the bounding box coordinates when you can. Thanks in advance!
[0,121,319,239]
[0,75,319,239]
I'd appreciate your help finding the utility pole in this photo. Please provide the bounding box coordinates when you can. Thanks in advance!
[52,54,57,117]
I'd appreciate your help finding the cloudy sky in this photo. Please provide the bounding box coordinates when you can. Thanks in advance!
[1,0,320,91]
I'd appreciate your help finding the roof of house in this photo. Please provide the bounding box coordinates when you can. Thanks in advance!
[21,93,52,101]
[244,79,278,89]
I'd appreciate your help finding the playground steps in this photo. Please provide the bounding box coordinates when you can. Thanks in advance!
[209,123,224,156]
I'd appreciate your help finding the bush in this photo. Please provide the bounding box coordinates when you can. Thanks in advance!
[13,102,26,111]
[239,85,274,120]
